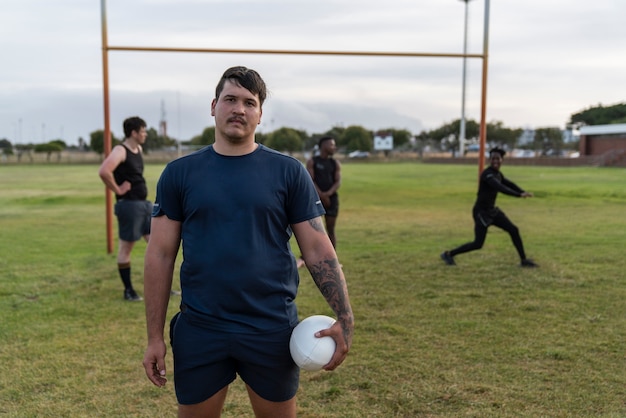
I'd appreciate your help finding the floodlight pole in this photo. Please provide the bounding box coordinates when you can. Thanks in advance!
[458,0,473,157]
[100,0,114,254]
[478,0,490,175]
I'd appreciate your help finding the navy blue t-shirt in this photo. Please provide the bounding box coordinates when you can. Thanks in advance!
[152,144,325,333]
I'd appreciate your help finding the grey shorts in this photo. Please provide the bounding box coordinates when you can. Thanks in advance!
[114,200,152,242]
[170,311,299,405]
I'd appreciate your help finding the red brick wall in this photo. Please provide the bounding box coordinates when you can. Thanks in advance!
[579,134,626,156]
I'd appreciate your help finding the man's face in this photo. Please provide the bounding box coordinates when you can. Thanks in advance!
[211,80,262,143]
[133,127,148,144]
[322,139,336,155]
[489,152,503,170]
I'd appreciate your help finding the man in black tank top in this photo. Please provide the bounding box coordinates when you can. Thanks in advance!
[98,116,153,301]
[297,136,341,269]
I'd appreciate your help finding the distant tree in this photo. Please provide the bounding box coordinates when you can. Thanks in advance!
[533,127,563,156]
[341,125,372,153]
[324,126,346,143]
[255,131,269,145]
[90,130,103,154]
[569,102,626,127]
[49,139,67,149]
[34,142,64,162]
[0,138,13,157]
[15,144,34,163]
[302,134,314,150]
[413,131,438,157]
[292,128,309,144]
[90,130,120,155]
[265,127,303,153]
[486,121,522,150]
[189,127,215,146]
[427,119,480,155]
[377,128,413,149]
[142,127,176,152]
[144,127,159,153]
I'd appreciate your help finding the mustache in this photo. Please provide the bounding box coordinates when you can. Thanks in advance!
[227,117,246,125]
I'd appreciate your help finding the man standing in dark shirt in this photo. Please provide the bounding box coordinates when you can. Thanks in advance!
[308,136,341,247]
[440,147,538,268]
[98,116,152,301]
[296,136,341,269]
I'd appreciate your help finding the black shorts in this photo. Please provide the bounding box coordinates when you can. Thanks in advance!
[324,194,339,217]
[170,311,299,405]
[114,200,152,242]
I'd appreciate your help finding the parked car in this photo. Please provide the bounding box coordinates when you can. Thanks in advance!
[511,149,536,158]
[348,150,370,159]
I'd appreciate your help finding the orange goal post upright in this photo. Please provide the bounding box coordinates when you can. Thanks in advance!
[99,0,491,254]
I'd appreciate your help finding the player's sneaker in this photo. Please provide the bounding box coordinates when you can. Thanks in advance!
[520,259,538,268]
[124,288,143,302]
[440,251,456,266]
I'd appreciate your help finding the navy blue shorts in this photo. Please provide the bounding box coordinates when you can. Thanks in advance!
[114,200,152,242]
[169,311,299,405]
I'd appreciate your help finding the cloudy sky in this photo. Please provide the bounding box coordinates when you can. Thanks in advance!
[1,0,624,145]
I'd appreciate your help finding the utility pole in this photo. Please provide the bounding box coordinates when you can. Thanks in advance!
[459,0,473,157]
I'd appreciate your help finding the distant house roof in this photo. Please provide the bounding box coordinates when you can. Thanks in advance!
[579,124,626,136]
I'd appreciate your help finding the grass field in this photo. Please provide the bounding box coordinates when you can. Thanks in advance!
[1,161,626,417]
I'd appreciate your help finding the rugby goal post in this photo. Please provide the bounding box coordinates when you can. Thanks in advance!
[100,0,490,253]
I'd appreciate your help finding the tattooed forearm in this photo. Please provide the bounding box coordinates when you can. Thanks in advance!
[308,258,354,343]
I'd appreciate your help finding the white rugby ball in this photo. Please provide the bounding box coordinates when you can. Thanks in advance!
[289,315,336,371]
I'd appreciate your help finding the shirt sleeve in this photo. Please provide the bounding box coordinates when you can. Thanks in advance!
[287,162,326,224]
[151,163,184,221]
[485,172,523,197]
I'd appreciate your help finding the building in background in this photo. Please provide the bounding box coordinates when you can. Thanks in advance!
[579,124,626,156]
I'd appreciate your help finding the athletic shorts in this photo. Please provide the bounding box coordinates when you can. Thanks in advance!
[324,194,339,217]
[169,310,299,405]
[114,200,152,242]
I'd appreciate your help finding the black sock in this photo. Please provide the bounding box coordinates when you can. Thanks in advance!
[118,262,132,290]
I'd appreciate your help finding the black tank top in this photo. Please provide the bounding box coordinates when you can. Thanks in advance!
[312,156,337,193]
[113,145,147,201]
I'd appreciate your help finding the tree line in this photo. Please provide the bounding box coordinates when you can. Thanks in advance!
[2,102,624,159]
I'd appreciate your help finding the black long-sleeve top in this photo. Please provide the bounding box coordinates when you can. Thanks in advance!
[474,166,524,211]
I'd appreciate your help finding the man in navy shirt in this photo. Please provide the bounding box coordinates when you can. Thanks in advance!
[142,66,354,418]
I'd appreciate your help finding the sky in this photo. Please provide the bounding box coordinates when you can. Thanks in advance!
[1,0,624,145]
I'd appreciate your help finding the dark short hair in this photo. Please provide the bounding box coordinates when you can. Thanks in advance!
[489,147,506,157]
[123,116,146,138]
[318,136,334,148]
[215,66,267,105]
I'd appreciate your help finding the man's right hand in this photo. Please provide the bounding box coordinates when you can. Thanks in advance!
[118,180,132,195]
[143,340,168,387]
[320,194,331,209]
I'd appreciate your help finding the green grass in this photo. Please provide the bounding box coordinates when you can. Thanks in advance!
[1,162,626,417]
